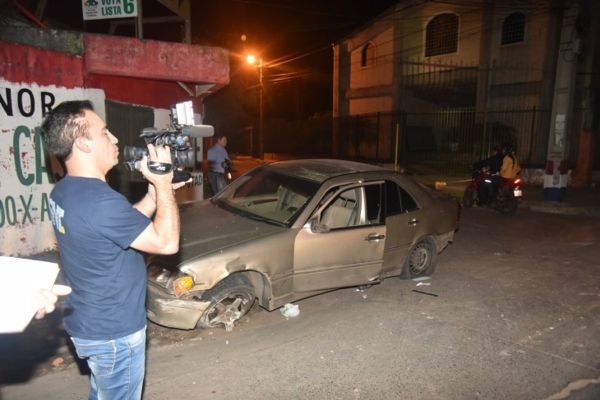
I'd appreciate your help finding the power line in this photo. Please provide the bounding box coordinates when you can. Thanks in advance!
[242,1,562,84]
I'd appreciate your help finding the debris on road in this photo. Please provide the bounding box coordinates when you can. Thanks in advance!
[412,290,438,297]
[280,303,300,318]
[412,276,432,282]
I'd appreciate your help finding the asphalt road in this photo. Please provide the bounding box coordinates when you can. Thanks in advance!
[2,207,600,399]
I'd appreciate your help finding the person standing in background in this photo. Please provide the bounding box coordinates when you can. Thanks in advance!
[207,134,230,194]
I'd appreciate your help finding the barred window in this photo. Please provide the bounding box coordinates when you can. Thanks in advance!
[501,12,525,45]
[361,42,375,67]
[425,14,459,57]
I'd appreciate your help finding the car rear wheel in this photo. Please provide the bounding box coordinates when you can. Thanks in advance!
[463,187,475,208]
[196,275,255,332]
[400,239,437,279]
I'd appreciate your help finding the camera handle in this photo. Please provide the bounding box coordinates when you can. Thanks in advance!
[143,161,190,183]
[173,170,191,183]
[147,161,173,174]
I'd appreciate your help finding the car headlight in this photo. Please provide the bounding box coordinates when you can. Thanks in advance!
[147,264,177,286]
[147,264,195,298]
[173,274,195,298]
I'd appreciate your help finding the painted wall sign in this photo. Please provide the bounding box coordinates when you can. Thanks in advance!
[0,79,105,256]
[82,0,138,21]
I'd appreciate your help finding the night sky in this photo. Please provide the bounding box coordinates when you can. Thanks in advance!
[190,0,400,118]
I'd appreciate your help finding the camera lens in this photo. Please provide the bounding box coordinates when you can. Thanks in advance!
[123,146,148,162]
[173,148,195,168]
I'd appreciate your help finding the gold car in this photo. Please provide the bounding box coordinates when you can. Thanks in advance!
[146,159,459,332]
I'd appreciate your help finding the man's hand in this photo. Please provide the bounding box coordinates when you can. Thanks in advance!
[140,144,174,188]
[172,175,192,191]
[34,284,72,319]
[143,176,190,207]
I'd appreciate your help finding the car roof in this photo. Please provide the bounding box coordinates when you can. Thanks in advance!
[264,159,386,183]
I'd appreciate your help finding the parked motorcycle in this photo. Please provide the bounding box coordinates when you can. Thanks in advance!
[463,167,523,216]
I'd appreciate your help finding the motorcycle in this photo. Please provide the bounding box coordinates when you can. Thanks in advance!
[462,167,523,216]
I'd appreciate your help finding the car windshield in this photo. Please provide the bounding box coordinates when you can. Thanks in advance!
[212,166,320,226]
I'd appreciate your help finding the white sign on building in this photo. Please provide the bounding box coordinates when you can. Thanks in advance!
[82,0,138,21]
[0,80,105,256]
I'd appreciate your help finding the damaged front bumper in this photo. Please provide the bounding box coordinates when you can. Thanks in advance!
[146,283,210,330]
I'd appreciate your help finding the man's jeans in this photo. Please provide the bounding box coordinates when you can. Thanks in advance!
[71,327,146,400]
[208,171,226,194]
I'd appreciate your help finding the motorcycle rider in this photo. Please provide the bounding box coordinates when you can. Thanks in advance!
[482,142,520,202]
[474,145,503,203]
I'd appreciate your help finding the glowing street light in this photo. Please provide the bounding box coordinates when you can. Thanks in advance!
[246,55,264,160]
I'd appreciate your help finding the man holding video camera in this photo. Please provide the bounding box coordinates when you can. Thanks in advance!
[41,100,187,400]
[207,133,231,194]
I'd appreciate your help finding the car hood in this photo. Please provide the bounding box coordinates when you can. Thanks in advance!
[169,200,286,263]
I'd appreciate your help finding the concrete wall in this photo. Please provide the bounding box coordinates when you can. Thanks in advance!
[398,2,482,64]
[334,0,561,115]
[348,27,395,115]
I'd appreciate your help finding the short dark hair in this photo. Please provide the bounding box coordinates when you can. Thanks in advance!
[215,134,227,141]
[41,100,94,160]
[501,142,513,154]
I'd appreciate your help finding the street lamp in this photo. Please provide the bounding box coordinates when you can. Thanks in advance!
[246,55,264,160]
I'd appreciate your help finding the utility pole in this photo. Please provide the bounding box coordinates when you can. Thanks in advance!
[259,58,264,160]
[544,2,580,201]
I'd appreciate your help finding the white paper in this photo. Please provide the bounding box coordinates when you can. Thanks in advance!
[0,256,60,334]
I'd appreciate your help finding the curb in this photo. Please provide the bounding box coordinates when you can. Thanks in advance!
[418,180,600,217]
[525,202,600,217]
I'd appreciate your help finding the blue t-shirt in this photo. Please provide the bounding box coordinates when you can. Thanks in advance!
[49,175,151,340]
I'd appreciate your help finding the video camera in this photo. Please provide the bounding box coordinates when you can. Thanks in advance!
[123,101,214,183]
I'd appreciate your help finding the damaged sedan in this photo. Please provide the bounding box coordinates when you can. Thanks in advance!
[146,159,459,332]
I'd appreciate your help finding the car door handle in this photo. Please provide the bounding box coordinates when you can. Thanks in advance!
[365,233,385,242]
[408,219,420,226]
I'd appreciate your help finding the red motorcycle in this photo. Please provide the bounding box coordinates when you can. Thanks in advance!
[463,167,523,216]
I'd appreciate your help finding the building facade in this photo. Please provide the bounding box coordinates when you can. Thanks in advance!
[333,0,599,190]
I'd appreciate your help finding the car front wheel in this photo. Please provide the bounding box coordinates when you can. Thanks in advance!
[196,274,255,332]
[400,239,437,279]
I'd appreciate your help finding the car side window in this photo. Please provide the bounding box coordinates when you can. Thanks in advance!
[399,185,419,212]
[318,182,385,230]
[320,187,360,229]
[386,180,419,215]
[364,184,383,224]
[385,181,401,216]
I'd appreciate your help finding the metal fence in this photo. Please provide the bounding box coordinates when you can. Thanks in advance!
[236,56,587,175]
[334,108,555,176]
[254,106,584,177]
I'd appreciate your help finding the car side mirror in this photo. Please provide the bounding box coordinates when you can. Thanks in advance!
[310,218,330,233]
